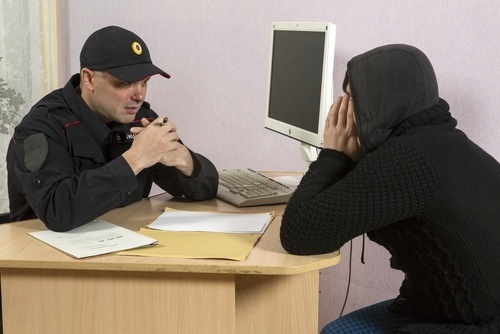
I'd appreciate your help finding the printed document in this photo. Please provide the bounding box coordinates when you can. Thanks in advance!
[29,220,157,258]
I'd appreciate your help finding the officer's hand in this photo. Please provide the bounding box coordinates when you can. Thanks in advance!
[128,117,194,176]
[123,117,180,175]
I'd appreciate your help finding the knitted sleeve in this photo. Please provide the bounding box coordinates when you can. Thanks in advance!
[280,141,438,255]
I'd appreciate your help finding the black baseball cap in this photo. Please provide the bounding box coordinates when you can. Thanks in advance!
[80,26,170,82]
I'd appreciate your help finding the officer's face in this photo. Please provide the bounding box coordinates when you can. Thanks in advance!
[83,70,150,124]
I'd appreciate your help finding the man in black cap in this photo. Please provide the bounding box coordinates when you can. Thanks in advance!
[6,26,219,232]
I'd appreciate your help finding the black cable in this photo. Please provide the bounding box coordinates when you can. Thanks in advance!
[339,239,353,317]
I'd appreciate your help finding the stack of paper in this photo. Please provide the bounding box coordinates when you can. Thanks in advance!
[118,207,275,261]
[147,209,273,233]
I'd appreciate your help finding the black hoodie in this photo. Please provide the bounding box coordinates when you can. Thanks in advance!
[344,44,439,153]
[281,44,500,333]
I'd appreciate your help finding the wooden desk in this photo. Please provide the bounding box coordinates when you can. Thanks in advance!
[0,191,340,334]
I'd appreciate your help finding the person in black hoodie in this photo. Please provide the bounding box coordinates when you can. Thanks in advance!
[280,44,500,333]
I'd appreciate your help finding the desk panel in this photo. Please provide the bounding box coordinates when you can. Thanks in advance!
[2,269,235,334]
[236,271,319,333]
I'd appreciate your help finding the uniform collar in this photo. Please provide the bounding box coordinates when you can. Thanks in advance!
[63,74,112,146]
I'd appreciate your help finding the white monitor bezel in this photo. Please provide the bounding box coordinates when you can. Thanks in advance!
[264,22,336,148]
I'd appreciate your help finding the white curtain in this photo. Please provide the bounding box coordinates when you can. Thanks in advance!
[0,0,58,213]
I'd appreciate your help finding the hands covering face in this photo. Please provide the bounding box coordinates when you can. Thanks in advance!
[323,93,361,161]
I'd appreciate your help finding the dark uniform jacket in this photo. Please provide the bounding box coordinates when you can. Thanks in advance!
[7,74,219,232]
[280,45,500,333]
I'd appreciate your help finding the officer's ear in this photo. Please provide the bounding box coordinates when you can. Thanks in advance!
[80,68,95,92]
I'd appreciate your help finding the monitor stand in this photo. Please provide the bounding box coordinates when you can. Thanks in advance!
[299,142,318,169]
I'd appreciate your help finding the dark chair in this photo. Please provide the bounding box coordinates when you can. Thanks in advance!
[0,212,9,334]
[0,214,5,333]
[0,212,11,224]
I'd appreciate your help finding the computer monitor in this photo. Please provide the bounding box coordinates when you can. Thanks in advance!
[264,22,336,165]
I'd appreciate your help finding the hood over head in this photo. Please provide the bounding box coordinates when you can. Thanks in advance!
[343,44,439,152]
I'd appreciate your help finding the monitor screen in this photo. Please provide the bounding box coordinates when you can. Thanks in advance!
[264,22,336,149]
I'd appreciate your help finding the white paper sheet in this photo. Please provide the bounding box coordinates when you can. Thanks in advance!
[148,209,273,234]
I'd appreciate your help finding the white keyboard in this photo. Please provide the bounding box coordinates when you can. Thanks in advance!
[217,168,294,207]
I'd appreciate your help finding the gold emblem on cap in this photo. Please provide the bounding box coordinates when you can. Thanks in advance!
[131,41,142,55]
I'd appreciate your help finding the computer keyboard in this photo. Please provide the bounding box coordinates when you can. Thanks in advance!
[217,168,295,207]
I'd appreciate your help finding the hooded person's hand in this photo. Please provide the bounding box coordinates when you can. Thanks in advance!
[323,93,361,161]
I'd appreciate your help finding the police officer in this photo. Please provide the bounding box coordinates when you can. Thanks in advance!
[7,26,219,231]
